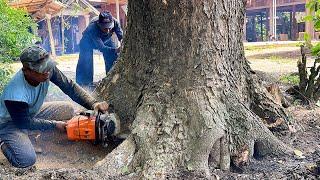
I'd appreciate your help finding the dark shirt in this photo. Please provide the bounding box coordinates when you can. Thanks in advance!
[80,19,123,51]
[4,66,98,130]
[4,100,56,130]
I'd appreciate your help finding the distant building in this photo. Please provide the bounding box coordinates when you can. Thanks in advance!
[12,0,312,48]
[246,0,314,42]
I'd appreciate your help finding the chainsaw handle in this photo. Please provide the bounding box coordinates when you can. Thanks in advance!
[79,110,95,117]
[97,111,103,117]
[97,104,115,114]
[108,104,115,113]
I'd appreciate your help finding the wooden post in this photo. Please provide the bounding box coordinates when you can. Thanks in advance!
[84,14,90,27]
[292,5,297,40]
[115,0,121,46]
[243,14,247,41]
[260,13,263,41]
[305,0,314,39]
[116,0,120,25]
[269,1,274,41]
[61,14,65,54]
[45,14,56,57]
[274,0,277,40]
[78,14,90,45]
[253,15,257,42]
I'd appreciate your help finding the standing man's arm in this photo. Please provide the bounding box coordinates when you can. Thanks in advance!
[87,24,115,52]
[113,19,123,41]
[90,34,114,52]
[50,67,99,110]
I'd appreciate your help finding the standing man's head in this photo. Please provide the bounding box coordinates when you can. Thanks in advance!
[20,46,57,86]
[97,11,114,33]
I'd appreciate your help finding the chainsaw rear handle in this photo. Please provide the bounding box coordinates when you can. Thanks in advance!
[89,104,115,116]
[79,110,94,116]
[107,104,115,113]
[77,103,114,117]
[95,104,115,114]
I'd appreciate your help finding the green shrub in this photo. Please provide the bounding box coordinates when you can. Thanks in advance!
[0,62,14,93]
[0,0,38,92]
[0,0,39,62]
[280,74,300,85]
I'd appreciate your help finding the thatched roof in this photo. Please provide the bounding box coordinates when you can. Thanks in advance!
[90,0,126,5]
[9,0,127,20]
[9,0,66,19]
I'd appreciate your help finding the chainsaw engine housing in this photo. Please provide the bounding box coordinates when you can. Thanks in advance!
[66,110,117,146]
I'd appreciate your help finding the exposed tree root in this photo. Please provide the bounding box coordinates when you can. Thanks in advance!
[94,87,295,178]
[93,136,136,177]
[248,71,294,131]
[226,96,292,163]
[266,84,290,108]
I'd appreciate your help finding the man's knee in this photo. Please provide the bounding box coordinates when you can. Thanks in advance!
[2,143,36,168]
[49,102,74,120]
[40,101,75,120]
[14,152,36,168]
[58,101,74,111]
[59,102,74,120]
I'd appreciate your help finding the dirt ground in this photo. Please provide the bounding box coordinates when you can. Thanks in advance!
[222,45,320,180]
[0,45,320,179]
[211,105,320,179]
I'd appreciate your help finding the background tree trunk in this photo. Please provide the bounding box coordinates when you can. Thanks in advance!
[95,0,293,178]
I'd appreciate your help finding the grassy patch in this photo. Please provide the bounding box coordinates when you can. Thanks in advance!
[279,73,300,85]
[248,55,297,64]
[56,54,79,62]
[268,56,297,64]
[244,41,320,52]
[244,43,299,51]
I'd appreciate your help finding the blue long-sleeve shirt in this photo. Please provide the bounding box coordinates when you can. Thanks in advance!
[4,100,57,130]
[0,67,98,130]
[80,19,123,51]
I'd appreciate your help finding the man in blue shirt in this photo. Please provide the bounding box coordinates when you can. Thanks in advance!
[76,11,123,87]
[0,45,115,168]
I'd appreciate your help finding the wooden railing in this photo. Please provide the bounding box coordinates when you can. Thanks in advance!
[277,0,305,4]
[247,0,306,9]
[246,0,269,8]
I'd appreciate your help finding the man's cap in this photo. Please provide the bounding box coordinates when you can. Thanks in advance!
[20,45,57,73]
[98,11,114,29]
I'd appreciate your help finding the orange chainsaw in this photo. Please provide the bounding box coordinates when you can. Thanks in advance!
[66,108,120,147]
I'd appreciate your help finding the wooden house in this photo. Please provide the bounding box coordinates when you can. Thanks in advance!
[9,0,127,56]
[246,0,313,42]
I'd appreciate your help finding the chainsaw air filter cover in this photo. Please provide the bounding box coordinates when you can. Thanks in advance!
[66,110,120,147]
[66,110,96,141]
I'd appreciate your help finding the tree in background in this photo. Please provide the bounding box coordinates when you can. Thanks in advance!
[0,0,38,92]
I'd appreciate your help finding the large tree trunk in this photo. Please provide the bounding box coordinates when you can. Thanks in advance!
[94,0,293,178]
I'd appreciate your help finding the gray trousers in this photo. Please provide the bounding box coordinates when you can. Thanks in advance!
[0,101,74,168]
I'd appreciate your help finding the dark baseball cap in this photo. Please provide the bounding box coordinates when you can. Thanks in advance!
[20,45,57,73]
[98,11,114,29]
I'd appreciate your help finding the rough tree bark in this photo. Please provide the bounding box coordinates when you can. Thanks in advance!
[93,0,293,178]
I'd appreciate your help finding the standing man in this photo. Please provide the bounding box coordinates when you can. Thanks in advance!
[0,45,116,168]
[76,11,123,87]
